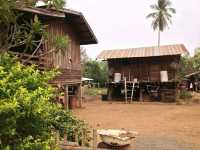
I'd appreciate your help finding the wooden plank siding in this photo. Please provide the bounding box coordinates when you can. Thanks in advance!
[108,55,180,82]
[43,18,81,84]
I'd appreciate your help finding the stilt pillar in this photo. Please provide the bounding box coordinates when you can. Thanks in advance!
[77,83,82,108]
[64,85,69,110]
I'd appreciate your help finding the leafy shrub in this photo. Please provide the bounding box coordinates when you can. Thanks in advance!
[0,53,89,150]
[179,90,192,99]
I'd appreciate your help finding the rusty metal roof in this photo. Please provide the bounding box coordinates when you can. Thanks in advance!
[17,7,98,45]
[97,44,188,60]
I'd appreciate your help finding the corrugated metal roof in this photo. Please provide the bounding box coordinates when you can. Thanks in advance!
[97,44,188,60]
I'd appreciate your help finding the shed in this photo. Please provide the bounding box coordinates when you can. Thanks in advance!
[97,44,188,102]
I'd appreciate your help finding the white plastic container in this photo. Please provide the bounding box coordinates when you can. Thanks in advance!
[114,73,121,82]
[133,78,138,83]
[160,71,168,82]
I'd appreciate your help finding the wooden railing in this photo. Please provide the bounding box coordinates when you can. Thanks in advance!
[9,51,46,70]
[57,129,98,150]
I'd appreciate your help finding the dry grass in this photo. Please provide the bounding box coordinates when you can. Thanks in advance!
[177,92,200,105]
[83,87,107,97]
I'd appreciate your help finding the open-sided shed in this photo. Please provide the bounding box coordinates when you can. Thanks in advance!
[97,44,188,102]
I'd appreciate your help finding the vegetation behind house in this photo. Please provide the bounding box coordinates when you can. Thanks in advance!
[178,49,200,80]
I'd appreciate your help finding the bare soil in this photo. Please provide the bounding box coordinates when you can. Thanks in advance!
[73,99,200,150]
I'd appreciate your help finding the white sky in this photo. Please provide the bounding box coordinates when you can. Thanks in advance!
[67,0,200,59]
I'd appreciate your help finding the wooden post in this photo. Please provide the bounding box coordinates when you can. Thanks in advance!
[64,132,68,144]
[80,130,85,146]
[131,82,135,103]
[81,85,84,104]
[83,129,86,146]
[64,85,69,110]
[93,129,97,150]
[139,85,143,102]
[74,129,79,144]
[107,84,113,102]
[77,84,82,108]
[124,77,128,104]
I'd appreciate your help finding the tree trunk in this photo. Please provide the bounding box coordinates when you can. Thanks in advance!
[158,29,160,48]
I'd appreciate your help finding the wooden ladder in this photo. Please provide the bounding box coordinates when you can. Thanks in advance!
[124,77,135,103]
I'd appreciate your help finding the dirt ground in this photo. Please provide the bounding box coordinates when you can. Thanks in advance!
[73,99,200,150]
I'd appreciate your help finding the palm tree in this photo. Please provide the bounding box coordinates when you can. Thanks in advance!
[146,0,176,47]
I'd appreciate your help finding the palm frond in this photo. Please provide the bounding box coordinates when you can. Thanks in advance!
[168,8,176,14]
[152,17,159,30]
[150,4,159,10]
[146,12,158,19]
[163,0,172,8]
[147,0,176,31]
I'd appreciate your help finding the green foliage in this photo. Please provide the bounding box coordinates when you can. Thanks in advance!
[52,35,70,54]
[83,61,108,85]
[0,1,46,52]
[0,0,16,25]
[147,0,176,31]
[179,90,192,100]
[193,48,200,71]
[177,55,195,80]
[177,50,200,80]
[0,0,66,53]
[18,15,47,53]
[18,136,60,150]
[0,53,89,150]
[45,0,66,9]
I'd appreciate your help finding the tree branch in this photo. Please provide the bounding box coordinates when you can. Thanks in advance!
[22,37,44,64]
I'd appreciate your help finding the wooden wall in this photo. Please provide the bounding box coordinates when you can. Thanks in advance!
[108,55,180,82]
[42,18,81,84]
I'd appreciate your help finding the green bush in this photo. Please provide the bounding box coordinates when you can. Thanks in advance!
[179,90,192,99]
[0,53,89,150]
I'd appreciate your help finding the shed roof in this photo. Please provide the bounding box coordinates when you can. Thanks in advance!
[17,7,98,45]
[97,44,188,60]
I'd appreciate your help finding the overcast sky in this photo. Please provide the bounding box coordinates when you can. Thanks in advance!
[67,0,200,59]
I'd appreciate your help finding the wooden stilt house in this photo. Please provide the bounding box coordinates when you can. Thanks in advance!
[97,44,188,102]
[12,7,97,109]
